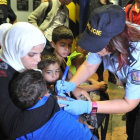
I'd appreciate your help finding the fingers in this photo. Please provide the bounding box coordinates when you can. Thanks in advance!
[81,90,90,100]
[57,100,70,105]
[81,90,91,101]
[57,92,67,97]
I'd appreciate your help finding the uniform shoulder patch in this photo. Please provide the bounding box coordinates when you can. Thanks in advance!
[131,70,140,85]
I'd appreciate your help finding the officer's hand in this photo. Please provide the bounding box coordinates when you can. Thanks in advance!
[58,99,92,115]
[55,80,76,96]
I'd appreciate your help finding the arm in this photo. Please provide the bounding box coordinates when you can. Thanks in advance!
[58,96,140,115]
[74,55,85,70]
[79,81,107,92]
[96,97,140,114]
[67,67,91,100]
[70,60,100,86]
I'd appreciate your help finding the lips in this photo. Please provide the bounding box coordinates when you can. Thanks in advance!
[63,53,69,56]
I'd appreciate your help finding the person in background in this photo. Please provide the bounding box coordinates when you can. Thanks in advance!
[0,22,60,139]
[56,5,140,140]
[0,0,17,25]
[125,0,140,25]
[28,0,72,52]
[10,69,97,140]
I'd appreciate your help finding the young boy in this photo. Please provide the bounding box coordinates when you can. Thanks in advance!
[38,52,61,95]
[51,25,73,80]
[10,69,97,140]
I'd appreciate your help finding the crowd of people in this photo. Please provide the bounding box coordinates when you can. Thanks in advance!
[0,0,140,140]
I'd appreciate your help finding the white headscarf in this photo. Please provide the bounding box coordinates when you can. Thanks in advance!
[0,22,46,72]
[0,23,12,54]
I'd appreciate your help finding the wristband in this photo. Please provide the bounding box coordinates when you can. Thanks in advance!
[91,101,98,115]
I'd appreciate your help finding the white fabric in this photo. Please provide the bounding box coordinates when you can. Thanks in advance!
[0,22,46,72]
[0,23,12,49]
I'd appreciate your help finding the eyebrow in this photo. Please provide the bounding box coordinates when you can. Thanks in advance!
[28,52,39,55]
[46,68,60,71]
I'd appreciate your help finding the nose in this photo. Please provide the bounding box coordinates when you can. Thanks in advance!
[65,45,69,51]
[52,72,57,78]
[36,54,41,63]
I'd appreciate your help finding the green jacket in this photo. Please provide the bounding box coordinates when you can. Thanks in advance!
[28,0,69,31]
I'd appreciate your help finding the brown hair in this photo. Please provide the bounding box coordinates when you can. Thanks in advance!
[38,52,60,70]
[106,23,140,69]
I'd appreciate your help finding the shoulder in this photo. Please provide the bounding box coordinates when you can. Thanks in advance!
[129,42,140,69]
[38,2,50,9]
[125,4,132,11]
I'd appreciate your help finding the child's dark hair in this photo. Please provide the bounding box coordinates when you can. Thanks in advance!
[38,52,60,70]
[52,25,74,43]
[10,69,47,110]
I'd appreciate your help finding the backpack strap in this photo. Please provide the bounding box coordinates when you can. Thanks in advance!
[42,1,52,23]
[127,1,135,22]
[38,1,52,26]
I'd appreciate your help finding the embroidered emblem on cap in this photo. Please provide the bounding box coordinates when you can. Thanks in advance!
[131,70,140,85]
[87,22,102,36]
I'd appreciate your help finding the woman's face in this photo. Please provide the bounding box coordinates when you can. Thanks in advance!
[21,44,44,69]
[97,48,111,56]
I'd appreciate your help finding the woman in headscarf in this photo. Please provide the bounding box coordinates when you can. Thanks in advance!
[0,22,59,139]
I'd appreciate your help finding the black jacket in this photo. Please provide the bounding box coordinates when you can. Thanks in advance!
[0,4,16,24]
[0,61,60,139]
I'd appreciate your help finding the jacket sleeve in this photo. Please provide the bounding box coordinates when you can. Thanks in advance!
[0,75,60,139]
[28,2,49,29]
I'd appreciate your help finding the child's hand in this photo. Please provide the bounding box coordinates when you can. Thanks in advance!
[87,78,99,85]
[72,87,91,101]
[99,81,108,91]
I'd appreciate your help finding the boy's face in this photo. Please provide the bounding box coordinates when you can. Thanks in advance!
[42,62,60,83]
[52,39,72,59]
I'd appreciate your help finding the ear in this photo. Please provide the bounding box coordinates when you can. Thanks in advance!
[51,41,55,49]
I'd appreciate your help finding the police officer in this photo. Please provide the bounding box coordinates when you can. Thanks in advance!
[56,5,140,140]
[0,0,17,25]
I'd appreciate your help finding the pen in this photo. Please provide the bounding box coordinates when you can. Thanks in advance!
[57,66,69,95]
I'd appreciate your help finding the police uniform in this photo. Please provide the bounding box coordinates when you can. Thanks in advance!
[86,41,140,139]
